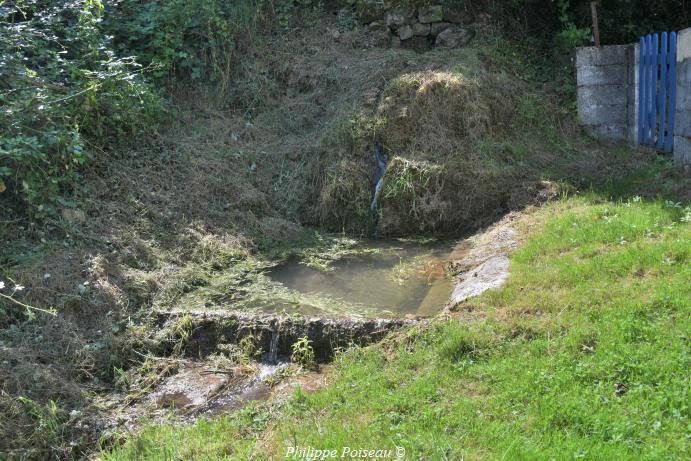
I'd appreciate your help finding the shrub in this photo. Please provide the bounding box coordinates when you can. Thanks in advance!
[291,336,316,367]
[0,0,162,216]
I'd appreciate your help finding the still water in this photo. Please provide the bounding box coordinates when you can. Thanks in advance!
[267,239,454,317]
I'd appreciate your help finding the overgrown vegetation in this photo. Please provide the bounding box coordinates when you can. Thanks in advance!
[1,1,689,459]
[0,0,162,215]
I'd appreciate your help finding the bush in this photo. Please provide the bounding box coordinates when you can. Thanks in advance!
[0,0,162,216]
[105,0,254,85]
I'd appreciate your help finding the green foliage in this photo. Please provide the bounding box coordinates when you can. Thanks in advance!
[291,336,316,367]
[274,0,323,28]
[0,0,162,216]
[105,0,262,86]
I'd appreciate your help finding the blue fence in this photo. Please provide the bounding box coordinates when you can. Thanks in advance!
[638,32,677,152]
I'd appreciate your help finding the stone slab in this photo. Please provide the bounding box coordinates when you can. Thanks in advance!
[576,45,629,66]
[675,108,691,134]
[577,65,628,86]
[578,103,628,125]
[577,85,627,107]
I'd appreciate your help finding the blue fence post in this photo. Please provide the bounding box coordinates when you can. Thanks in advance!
[665,32,677,152]
[649,33,659,146]
[646,34,653,144]
[638,36,646,144]
[657,32,668,150]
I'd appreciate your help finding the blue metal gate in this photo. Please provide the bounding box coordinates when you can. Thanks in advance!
[638,32,677,152]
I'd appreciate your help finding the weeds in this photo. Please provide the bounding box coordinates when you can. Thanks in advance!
[291,336,316,368]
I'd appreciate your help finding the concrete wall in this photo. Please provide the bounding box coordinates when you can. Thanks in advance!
[674,27,691,170]
[576,45,637,144]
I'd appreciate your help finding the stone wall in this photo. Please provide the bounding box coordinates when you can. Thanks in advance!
[356,1,476,50]
[674,27,691,170]
[575,44,638,144]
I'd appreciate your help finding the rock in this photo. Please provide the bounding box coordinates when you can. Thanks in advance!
[443,6,474,24]
[412,22,430,36]
[398,24,414,41]
[448,256,510,306]
[418,5,443,23]
[385,7,412,27]
[328,27,341,41]
[390,35,401,48]
[61,209,86,223]
[355,0,386,24]
[366,21,391,47]
[401,36,432,53]
[435,26,473,48]
[362,88,379,106]
[368,20,384,29]
[430,21,452,36]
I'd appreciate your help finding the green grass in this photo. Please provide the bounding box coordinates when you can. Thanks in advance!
[104,193,690,460]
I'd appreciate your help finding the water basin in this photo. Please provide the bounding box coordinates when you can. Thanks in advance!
[267,239,454,317]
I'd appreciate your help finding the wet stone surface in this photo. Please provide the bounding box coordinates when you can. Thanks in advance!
[112,360,290,430]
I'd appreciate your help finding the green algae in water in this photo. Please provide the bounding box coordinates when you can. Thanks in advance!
[266,240,454,317]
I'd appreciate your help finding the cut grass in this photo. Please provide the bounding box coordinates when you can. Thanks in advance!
[104,191,690,460]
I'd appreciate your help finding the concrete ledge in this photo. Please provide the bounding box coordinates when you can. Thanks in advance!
[577,65,628,86]
[576,45,629,66]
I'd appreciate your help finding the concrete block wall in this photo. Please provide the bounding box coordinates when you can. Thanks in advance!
[576,45,637,144]
[674,27,691,170]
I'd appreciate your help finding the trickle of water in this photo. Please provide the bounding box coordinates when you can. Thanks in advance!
[370,142,388,231]
[266,330,279,364]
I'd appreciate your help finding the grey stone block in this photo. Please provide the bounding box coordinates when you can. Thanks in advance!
[583,124,629,144]
[418,5,443,23]
[676,84,691,110]
[577,65,628,86]
[673,135,691,168]
[676,58,691,84]
[412,22,430,36]
[430,22,452,36]
[675,108,691,135]
[677,27,691,63]
[578,104,627,125]
[385,8,412,27]
[576,45,629,67]
[577,85,626,107]
[398,24,413,40]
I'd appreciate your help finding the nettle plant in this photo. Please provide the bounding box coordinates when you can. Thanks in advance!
[0,0,161,217]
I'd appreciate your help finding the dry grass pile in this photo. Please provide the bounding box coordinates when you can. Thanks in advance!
[315,59,631,235]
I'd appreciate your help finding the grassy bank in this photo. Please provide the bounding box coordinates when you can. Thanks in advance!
[104,176,690,460]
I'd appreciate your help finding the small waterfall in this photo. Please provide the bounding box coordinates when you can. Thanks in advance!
[370,141,388,232]
[266,329,279,365]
